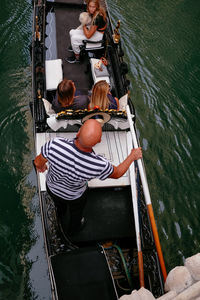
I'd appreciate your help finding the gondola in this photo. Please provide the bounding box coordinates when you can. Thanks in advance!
[31,0,166,299]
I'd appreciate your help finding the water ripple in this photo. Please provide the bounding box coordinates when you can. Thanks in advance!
[108,0,200,271]
[0,2,31,58]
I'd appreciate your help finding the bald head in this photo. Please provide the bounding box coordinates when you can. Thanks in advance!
[77,119,102,149]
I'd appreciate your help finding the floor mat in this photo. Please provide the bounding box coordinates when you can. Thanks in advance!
[60,186,136,243]
[55,6,93,91]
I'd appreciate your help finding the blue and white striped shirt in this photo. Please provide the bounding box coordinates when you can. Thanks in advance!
[41,137,113,200]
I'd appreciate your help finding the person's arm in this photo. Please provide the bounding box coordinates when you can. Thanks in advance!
[34,153,48,173]
[115,97,119,110]
[109,147,142,179]
[83,24,98,39]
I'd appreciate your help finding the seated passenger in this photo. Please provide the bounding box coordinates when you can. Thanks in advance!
[88,80,119,110]
[52,79,89,113]
[66,0,107,63]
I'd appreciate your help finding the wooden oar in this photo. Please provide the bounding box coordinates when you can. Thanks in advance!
[127,131,144,287]
[126,104,167,282]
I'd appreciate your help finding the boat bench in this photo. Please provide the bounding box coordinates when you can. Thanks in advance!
[45,59,63,91]
[50,246,118,300]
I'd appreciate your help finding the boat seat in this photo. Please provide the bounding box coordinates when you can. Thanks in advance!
[82,38,105,52]
[80,22,107,55]
[90,58,110,84]
[44,107,129,131]
[50,246,118,300]
[45,59,63,91]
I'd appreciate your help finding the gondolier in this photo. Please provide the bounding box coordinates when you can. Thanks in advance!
[34,119,142,235]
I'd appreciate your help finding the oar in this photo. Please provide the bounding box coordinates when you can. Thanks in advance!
[126,104,167,281]
[127,131,144,287]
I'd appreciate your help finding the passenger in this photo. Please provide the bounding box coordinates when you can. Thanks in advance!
[52,79,89,113]
[66,0,107,63]
[88,80,119,110]
[34,119,142,235]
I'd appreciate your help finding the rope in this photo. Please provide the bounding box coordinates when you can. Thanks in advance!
[112,244,133,289]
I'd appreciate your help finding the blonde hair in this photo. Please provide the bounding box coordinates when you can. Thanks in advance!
[87,0,107,22]
[90,80,110,110]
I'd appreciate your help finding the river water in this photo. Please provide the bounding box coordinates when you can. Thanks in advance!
[0,0,199,299]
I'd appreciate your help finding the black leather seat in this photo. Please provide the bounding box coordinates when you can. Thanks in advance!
[50,246,118,300]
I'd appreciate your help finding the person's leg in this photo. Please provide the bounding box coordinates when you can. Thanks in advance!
[69,29,86,56]
[46,185,78,247]
[46,184,88,234]
[46,185,68,219]
[68,188,88,234]
[67,30,103,63]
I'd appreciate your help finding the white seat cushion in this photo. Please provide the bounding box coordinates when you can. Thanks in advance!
[42,98,56,116]
[45,59,63,90]
[94,76,110,84]
[119,94,128,111]
[90,58,110,84]
[86,42,103,49]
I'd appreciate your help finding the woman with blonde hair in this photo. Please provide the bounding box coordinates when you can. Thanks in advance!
[88,80,119,110]
[66,0,107,63]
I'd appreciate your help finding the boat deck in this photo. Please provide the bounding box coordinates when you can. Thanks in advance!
[46,1,93,91]
[63,186,135,243]
[42,185,135,245]
[37,130,136,242]
[45,0,121,98]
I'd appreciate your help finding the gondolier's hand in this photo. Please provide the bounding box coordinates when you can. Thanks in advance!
[34,153,48,173]
[131,147,142,161]
[35,164,48,173]
[109,147,143,179]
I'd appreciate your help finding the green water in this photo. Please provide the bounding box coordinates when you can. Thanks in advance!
[0,0,200,298]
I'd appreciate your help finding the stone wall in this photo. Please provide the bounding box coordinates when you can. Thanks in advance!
[119,253,200,300]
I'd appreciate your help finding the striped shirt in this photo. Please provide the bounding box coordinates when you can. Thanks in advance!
[41,137,113,200]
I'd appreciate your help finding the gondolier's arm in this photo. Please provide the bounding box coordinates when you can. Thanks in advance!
[34,153,48,173]
[109,148,142,179]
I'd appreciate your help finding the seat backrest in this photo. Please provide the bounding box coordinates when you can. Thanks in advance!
[45,59,63,91]
[50,246,118,300]
[82,39,105,52]
[81,27,107,53]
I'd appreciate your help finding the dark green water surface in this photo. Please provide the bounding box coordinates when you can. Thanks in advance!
[0,0,199,298]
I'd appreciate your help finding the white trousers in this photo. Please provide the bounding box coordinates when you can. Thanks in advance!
[69,29,103,54]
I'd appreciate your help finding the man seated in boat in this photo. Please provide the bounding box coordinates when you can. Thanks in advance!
[88,80,119,110]
[52,78,89,113]
[34,119,142,235]
[66,0,107,63]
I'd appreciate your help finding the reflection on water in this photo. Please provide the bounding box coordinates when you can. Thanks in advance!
[0,0,51,298]
[108,0,200,270]
[0,64,51,299]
